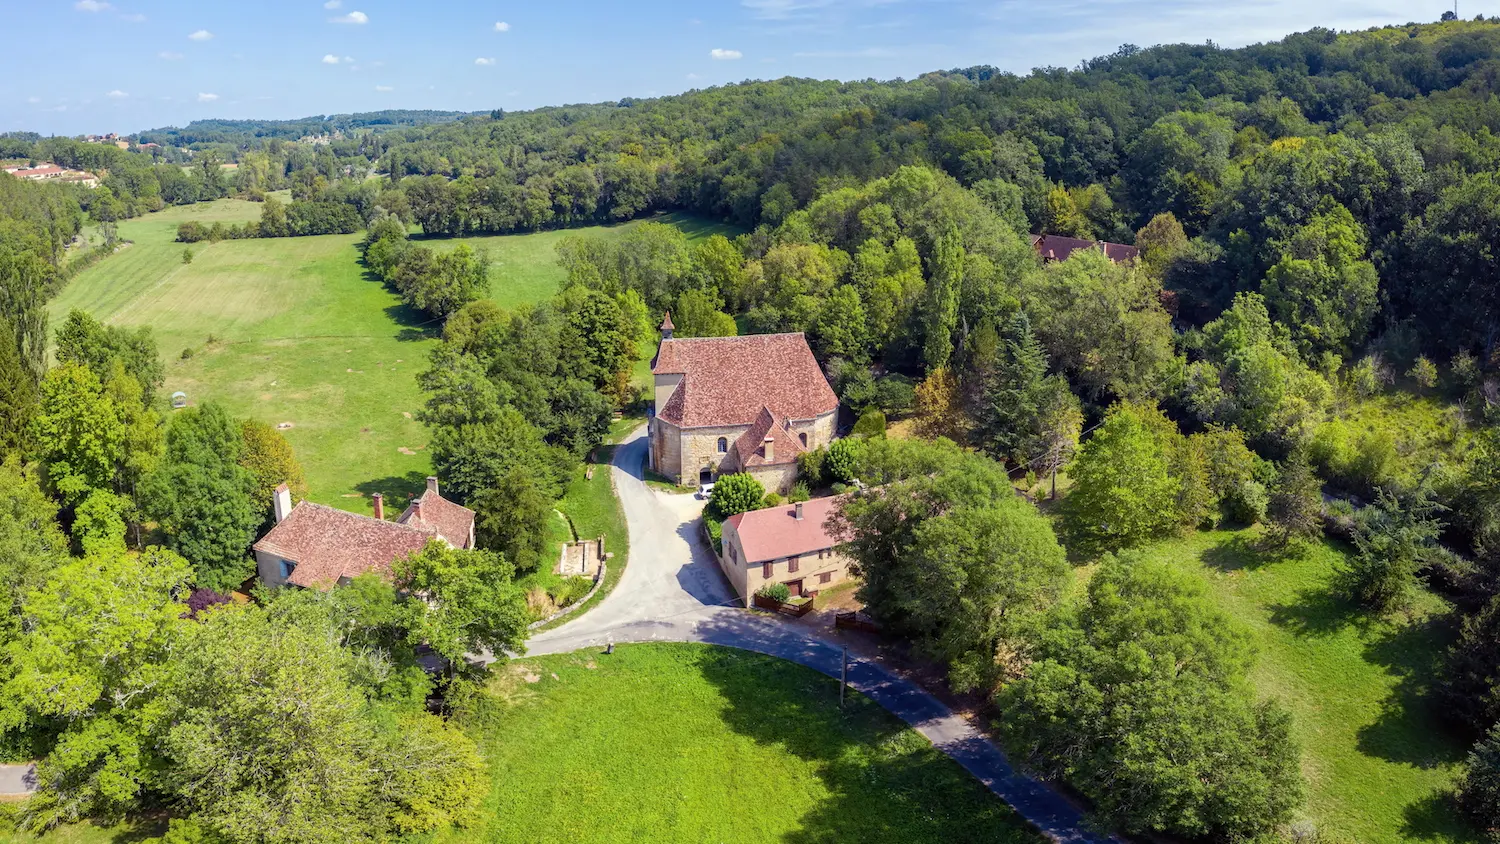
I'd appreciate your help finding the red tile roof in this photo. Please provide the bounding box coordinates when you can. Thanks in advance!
[254,487,474,589]
[1030,234,1140,264]
[253,502,433,588]
[725,495,847,564]
[652,333,838,428]
[397,491,474,550]
[732,406,805,468]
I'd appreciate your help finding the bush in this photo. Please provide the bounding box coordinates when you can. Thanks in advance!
[180,347,194,360]
[706,473,765,521]
[825,437,865,484]
[756,582,791,603]
[705,517,723,554]
[852,409,887,439]
[789,482,811,503]
[873,374,917,416]
[1223,479,1269,525]
[1458,725,1500,837]
[797,448,828,487]
[549,576,593,609]
[763,492,784,508]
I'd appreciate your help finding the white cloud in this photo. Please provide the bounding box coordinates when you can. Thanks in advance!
[159,50,183,60]
[323,0,341,7]
[188,29,213,40]
[493,21,510,32]
[474,57,495,66]
[197,92,218,102]
[710,48,743,60]
[106,89,128,98]
[74,0,111,11]
[322,54,341,64]
[374,85,394,92]
[330,10,367,24]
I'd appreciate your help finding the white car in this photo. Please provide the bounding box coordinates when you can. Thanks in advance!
[697,482,715,500]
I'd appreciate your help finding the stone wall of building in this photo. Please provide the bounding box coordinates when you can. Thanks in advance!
[677,424,751,485]
[746,463,799,495]
[719,517,852,608]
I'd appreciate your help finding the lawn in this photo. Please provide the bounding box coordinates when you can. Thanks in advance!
[1135,528,1477,843]
[50,202,727,513]
[531,445,631,633]
[433,643,1042,844]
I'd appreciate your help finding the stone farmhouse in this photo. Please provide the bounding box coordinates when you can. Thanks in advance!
[720,496,851,606]
[648,317,840,493]
[253,477,474,589]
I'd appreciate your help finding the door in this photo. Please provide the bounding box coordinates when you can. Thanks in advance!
[785,579,803,598]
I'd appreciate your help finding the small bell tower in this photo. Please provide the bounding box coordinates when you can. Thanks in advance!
[659,311,675,341]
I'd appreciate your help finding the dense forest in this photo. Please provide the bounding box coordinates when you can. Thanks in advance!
[6,13,1500,843]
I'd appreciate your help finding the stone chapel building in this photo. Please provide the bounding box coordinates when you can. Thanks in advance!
[647,315,840,493]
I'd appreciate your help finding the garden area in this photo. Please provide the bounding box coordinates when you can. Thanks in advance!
[430,643,1041,844]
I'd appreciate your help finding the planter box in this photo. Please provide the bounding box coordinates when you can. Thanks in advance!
[753,592,818,618]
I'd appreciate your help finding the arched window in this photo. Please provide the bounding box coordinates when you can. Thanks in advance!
[716,437,728,453]
[799,433,808,447]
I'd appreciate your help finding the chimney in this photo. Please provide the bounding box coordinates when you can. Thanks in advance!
[763,436,774,463]
[659,311,675,342]
[426,476,439,497]
[273,483,292,524]
[411,498,422,523]
[794,502,804,521]
[372,493,384,521]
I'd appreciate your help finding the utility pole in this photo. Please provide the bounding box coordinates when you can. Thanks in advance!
[840,646,849,708]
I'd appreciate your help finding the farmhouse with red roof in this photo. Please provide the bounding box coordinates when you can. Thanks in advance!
[720,496,851,606]
[253,476,474,589]
[1030,233,1140,264]
[648,319,840,493]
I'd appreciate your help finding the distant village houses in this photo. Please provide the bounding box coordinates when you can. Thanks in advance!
[648,318,840,493]
[2,163,99,187]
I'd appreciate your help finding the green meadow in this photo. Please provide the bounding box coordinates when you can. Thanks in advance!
[50,201,727,512]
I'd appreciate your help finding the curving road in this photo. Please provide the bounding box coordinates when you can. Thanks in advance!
[528,426,1118,844]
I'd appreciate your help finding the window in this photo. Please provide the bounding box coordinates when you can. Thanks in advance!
[819,572,832,584]
[716,437,728,453]
[762,561,773,579]
[788,555,800,573]
[817,548,826,560]
[799,432,808,447]
[279,559,297,579]
[728,544,737,565]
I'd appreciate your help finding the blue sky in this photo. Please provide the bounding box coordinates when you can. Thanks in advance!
[3,0,1485,136]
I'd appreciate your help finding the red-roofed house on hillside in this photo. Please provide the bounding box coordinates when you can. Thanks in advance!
[253,476,475,589]
[648,317,840,493]
[720,496,851,606]
[1030,234,1140,264]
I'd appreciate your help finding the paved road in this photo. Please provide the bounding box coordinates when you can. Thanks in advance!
[530,427,1118,844]
[0,763,36,795]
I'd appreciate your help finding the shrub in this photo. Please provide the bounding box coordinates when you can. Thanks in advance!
[763,492,784,508]
[825,437,865,483]
[549,576,593,609]
[181,248,193,265]
[852,409,888,439]
[756,582,791,603]
[1409,356,1439,391]
[705,518,723,554]
[180,347,194,360]
[1458,725,1500,837]
[789,482,811,503]
[1223,479,1269,525]
[797,448,828,487]
[706,473,765,520]
[873,374,917,416]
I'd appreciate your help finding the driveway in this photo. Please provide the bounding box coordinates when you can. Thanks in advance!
[528,425,1116,844]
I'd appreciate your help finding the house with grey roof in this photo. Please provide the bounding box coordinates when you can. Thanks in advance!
[252,477,475,589]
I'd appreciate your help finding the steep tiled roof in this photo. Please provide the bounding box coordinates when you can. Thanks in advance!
[652,333,838,428]
[397,491,474,550]
[1030,234,1140,264]
[732,407,805,468]
[253,502,433,588]
[725,495,847,564]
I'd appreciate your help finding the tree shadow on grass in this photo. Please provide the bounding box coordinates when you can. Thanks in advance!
[1200,533,1285,573]
[1401,788,1482,843]
[354,472,432,516]
[687,633,1043,844]
[1266,585,1368,638]
[1356,613,1469,769]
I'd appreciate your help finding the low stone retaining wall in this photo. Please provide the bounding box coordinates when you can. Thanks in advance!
[527,562,607,630]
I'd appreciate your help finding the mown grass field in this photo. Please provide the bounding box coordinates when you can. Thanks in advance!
[429,643,1041,844]
[50,202,728,512]
[1134,528,1476,844]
